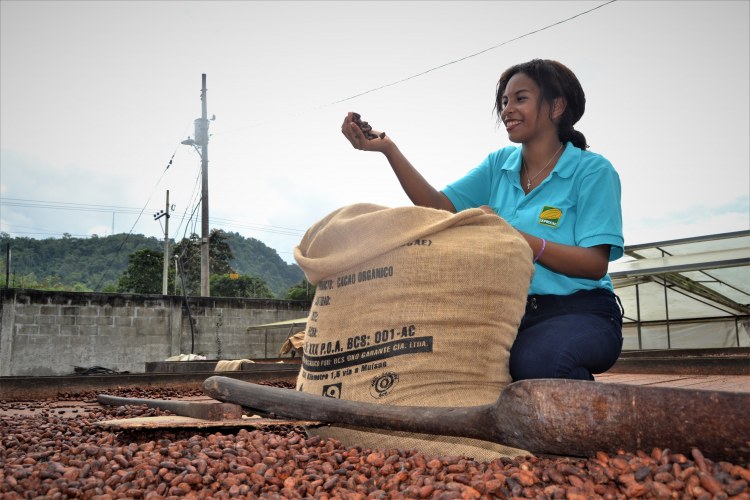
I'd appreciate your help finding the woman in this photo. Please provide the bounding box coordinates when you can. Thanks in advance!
[341,59,623,381]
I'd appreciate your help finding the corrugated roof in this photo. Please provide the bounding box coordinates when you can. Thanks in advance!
[610,230,750,349]
[611,230,750,321]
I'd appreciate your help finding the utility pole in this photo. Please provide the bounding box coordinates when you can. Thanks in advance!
[181,73,212,297]
[199,74,210,297]
[4,243,10,289]
[162,191,170,295]
[153,190,171,295]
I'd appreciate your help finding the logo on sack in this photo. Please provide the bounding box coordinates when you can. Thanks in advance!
[322,383,342,399]
[538,206,562,228]
[370,372,399,399]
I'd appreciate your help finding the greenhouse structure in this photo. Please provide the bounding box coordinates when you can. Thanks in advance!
[609,230,749,350]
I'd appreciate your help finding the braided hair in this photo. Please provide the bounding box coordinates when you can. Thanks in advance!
[494,59,589,150]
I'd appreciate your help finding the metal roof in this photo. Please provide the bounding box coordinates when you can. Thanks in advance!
[610,230,750,349]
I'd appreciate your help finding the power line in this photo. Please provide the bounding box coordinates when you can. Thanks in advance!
[216,0,617,136]
[0,198,158,215]
[210,217,304,237]
[91,133,190,291]
[325,0,617,106]
[170,163,203,240]
[1,227,91,239]
[0,197,307,238]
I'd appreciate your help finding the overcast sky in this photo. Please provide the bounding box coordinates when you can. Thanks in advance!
[1,0,748,265]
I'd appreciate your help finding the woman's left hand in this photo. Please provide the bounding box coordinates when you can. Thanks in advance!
[477,205,608,279]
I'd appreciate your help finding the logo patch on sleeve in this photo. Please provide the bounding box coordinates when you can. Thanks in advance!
[538,206,562,227]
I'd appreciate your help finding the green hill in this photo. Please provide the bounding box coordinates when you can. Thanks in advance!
[0,231,304,298]
[224,231,303,298]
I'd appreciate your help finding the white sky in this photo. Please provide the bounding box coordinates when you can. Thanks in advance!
[1,0,748,265]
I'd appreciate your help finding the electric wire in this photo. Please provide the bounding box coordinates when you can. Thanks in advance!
[0,198,157,215]
[91,126,190,292]
[170,162,204,241]
[186,197,202,243]
[1,227,90,239]
[215,0,617,136]
[1,198,305,238]
[325,0,617,106]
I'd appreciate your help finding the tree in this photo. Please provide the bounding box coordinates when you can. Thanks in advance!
[0,230,303,295]
[226,231,304,297]
[210,274,274,299]
[117,248,170,294]
[285,278,315,301]
[173,229,235,296]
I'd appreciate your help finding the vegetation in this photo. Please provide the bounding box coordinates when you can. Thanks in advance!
[224,231,304,299]
[285,278,316,301]
[117,248,174,294]
[211,274,274,299]
[172,229,235,296]
[0,230,305,298]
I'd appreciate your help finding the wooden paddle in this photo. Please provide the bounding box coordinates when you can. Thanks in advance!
[203,376,750,463]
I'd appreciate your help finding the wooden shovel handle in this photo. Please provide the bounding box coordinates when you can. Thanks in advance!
[202,376,505,443]
[204,376,750,463]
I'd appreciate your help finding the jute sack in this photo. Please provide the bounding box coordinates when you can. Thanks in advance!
[293,203,534,460]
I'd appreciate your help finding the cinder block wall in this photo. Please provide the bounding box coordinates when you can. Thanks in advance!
[0,289,309,376]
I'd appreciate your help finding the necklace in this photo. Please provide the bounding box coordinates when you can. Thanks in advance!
[523,143,563,190]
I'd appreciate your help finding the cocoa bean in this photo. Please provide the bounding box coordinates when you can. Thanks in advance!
[692,447,709,472]
[634,465,651,481]
[733,465,750,482]
[653,471,674,483]
[611,457,631,474]
[698,471,723,495]
[649,480,673,498]
[726,479,748,496]
[624,481,650,497]
[351,112,385,140]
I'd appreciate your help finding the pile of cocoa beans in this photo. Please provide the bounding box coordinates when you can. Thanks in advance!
[1,386,748,499]
[352,113,386,140]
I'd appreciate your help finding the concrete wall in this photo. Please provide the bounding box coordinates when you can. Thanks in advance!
[0,289,309,377]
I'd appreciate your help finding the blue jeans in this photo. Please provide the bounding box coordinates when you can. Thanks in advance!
[509,289,623,381]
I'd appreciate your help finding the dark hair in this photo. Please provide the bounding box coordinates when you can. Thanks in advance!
[494,59,588,149]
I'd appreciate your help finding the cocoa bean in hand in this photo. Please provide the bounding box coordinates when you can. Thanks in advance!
[352,112,386,140]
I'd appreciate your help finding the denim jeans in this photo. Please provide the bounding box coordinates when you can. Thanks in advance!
[509,288,623,381]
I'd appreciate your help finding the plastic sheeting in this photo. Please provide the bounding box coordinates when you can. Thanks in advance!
[612,231,749,350]
[623,318,750,350]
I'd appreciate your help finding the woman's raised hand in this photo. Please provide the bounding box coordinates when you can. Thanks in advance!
[341,112,390,152]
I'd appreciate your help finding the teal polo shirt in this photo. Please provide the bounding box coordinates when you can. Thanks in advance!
[442,142,623,296]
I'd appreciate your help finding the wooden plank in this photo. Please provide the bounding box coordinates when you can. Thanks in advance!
[687,376,748,391]
[94,415,321,430]
[598,374,692,385]
[597,373,750,393]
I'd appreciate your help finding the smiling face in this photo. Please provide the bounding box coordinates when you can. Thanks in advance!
[499,72,558,145]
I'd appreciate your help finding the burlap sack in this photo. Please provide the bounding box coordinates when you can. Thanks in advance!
[293,203,534,460]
